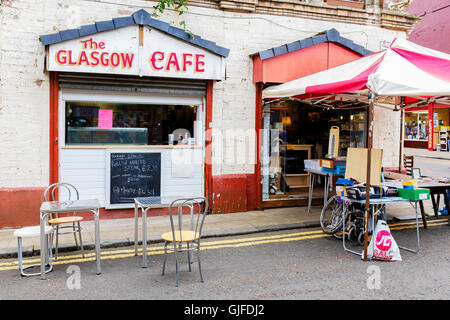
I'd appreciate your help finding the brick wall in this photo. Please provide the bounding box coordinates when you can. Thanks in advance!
[0,0,409,190]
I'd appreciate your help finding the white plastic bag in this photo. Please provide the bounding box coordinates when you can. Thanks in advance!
[363,220,402,261]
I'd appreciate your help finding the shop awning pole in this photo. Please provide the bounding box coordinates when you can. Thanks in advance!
[399,106,404,173]
[363,93,375,261]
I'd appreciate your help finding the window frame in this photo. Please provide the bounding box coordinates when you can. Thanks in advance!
[59,89,204,148]
[404,111,428,141]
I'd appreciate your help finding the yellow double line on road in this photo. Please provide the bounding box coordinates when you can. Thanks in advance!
[0,220,446,271]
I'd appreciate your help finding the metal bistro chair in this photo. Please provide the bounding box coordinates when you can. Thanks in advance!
[44,183,85,260]
[161,197,208,287]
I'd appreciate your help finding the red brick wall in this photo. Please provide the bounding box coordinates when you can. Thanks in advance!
[0,188,46,228]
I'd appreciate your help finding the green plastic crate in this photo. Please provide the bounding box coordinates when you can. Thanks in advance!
[398,188,430,201]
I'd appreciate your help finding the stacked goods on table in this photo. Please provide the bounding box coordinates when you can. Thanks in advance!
[340,178,430,201]
[331,148,429,201]
[397,180,430,201]
[335,177,398,200]
[304,159,321,171]
[320,156,346,175]
[345,185,394,200]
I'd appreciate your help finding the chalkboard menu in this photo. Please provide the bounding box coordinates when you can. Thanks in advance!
[110,152,161,204]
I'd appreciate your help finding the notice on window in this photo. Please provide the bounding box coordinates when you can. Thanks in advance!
[98,109,113,129]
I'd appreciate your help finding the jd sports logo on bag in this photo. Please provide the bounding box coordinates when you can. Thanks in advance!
[375,230,392,251]
[366,220,402,261]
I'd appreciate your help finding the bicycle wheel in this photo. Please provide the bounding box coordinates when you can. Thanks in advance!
[320,195,348,234]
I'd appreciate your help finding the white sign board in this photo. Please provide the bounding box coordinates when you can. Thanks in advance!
[47,25,226,80]
[48,26,139,76]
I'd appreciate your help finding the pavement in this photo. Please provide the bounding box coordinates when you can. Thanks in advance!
[0,200,444,259]
[404,147,450,160]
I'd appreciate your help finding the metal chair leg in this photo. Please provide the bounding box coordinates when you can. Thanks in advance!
[162,242,168,276]
[77,221,85,258]
[174,249,179,287]
[55,225,59,260]
[187,242,192,272]
[197,244,203,283]
[17,237,24,276]
[47,233,53,267]
[73,222,79,249]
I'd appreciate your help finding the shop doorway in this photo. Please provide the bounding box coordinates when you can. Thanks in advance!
[261,99,367,205]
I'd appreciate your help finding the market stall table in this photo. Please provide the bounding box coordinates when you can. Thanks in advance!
[304,167,345,213]
[340,196,421,258]
[383,172,450,226]
[419,181,450,223]
[39,199,101,280]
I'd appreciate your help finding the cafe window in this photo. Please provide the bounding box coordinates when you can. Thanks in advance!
[65,101,197,145]
[405,111,428,141]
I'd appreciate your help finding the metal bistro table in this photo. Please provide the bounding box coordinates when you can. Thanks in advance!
[340,196,421,258]
[304,168,345,213]
[40,199,101,280]
[134,196,203,268]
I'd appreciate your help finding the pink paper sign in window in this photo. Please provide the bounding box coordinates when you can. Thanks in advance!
[98,109,113,129]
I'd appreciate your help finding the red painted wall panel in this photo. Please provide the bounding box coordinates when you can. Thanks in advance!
[253,42,364,83]
[262,43,329,83]
[328,43,363,68]
[211,174,248,213]
[0,188,46,228]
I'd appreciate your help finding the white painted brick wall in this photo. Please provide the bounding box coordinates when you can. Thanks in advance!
[0,0,406,187]
[372,106,402,167]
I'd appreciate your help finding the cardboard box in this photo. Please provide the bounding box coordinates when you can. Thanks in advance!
[320,158,346,169]
[397,188,430,201]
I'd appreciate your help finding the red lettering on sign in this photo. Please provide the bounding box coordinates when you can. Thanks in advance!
[165,52,180,72]
[54,39,135,70]
[150,51,164,71]
[121,53,134,69]
[110,52,120,67]
[90,51,100,66]
[67,50,77,66]
[100,52,109,66]
[78,51,90,66]
[182,53,193,72]
[56,50,67,64]
[81,38,99,50]
[195,54,205,73]
[149,51,207,74]
[428,103,434,151]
